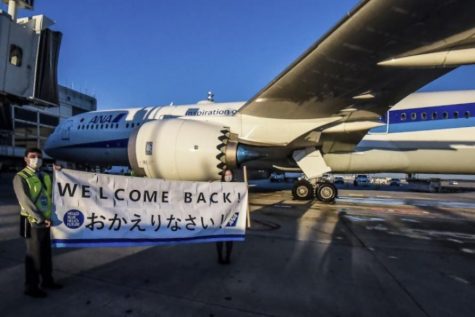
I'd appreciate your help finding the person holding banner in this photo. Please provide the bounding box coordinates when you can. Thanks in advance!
[13,148,62,298]
[216,169,235,264]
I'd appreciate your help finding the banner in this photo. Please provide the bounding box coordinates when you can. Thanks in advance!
[51,169,247,248]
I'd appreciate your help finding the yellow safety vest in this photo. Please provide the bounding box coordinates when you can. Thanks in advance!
[17,167,53,223]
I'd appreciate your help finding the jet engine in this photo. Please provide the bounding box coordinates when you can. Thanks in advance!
[128,119,238,181]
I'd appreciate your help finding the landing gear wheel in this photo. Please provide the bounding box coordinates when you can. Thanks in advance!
[315,182,338,203]
[292,179,314,200]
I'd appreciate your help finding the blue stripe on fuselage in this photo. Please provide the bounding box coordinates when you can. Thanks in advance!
[388,102,475,123]
[370,102,475,134]
[56,138,129,149]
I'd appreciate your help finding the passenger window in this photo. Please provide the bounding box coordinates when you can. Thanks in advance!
[131,123,135,128]
[400,113,407,121]
[442,112,448,119]
[411,113,417,120]
[465,111,471,118]
[453,111,459,119]
[9,45,22,66]
[431,112,438,120]
[126,123,129,128]
[421,112,427,120]
[105,124,109,129]
[100,124,104,129]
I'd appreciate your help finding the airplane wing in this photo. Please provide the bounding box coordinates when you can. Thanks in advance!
[239,0,475,121]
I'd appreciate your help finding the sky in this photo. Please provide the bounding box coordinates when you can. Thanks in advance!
[6,0,475,109]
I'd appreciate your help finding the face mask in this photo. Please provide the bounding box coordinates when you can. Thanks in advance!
[224,174,233,182]
[28,157,43,170]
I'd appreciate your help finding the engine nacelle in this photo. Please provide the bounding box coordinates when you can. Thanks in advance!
[128,119,234,181]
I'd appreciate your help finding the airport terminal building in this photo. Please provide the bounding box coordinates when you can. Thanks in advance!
[0,85,96,170]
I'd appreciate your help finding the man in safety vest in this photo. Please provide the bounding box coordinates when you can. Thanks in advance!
[13,148,62,298]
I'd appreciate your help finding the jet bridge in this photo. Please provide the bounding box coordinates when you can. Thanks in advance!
[0,0,62,130]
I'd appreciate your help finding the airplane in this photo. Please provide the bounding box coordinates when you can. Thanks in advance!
[45,0,475,203]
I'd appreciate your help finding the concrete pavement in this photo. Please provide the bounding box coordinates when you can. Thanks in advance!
[0,175,474,316]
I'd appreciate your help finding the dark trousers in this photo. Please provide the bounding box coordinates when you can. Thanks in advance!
[216,241,233,263]
[24,226,53,290]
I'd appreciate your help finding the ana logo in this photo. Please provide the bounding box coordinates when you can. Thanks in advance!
[89,115,113,124]
[226,212,239,227]
[63,209,85,229]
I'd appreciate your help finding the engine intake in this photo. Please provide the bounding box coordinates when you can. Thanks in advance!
[128,119,236,181]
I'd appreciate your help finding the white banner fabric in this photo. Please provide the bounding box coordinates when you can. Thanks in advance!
[51,169,247,248]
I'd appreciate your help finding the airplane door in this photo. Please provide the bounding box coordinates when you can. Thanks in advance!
[368,112,389,134]
[61,121,73,141]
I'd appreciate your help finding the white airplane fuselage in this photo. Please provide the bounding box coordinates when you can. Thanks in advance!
[45,90,475,175]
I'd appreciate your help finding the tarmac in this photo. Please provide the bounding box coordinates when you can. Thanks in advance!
[0,174,474,317]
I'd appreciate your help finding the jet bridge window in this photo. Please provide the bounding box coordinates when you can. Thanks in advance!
[421,112,427,120]
[400,113,407,121]
[9,45,23,67]
[453,111,459,119]
[40,114,59,126]
[431,112,438,120]
[465,111,471,119]
[15,108,36,122]
[411,113,417,120]
[442,112,449,119]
